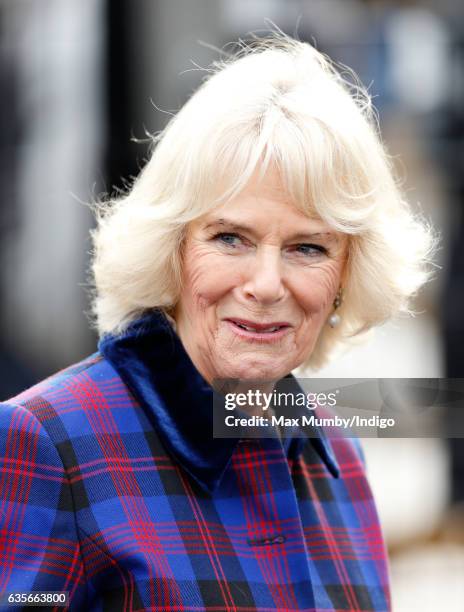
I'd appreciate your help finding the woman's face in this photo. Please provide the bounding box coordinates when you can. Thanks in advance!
[175,168,347,383]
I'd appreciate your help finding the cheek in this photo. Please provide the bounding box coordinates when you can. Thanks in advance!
[181,245,239,309]
[292,264,342,315]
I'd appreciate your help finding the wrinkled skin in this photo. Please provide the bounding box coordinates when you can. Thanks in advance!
[174,167,347,384]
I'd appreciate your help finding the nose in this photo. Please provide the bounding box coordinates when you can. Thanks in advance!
[240,247,286,305]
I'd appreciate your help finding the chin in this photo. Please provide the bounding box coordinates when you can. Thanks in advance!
[220,357,292,382]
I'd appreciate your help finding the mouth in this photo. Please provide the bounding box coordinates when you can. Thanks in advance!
[224,318,292,341]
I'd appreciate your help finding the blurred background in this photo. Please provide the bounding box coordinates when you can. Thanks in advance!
[0,0,463,609]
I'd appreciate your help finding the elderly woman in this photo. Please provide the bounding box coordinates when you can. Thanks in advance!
[0,36,433,611]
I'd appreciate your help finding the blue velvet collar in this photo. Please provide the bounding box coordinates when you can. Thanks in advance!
[98,309,339,495]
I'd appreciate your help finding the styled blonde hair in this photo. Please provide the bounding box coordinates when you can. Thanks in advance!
[90,34,436,370]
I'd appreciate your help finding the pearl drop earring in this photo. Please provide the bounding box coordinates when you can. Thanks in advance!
[328,289,343,328]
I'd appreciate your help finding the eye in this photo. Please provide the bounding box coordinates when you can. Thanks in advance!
[213,232,243,247]
[292,243,328,257]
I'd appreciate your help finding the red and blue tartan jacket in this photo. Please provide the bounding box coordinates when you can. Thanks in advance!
[0,310,391,611]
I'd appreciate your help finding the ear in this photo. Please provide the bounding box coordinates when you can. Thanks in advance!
[339,237,351,292]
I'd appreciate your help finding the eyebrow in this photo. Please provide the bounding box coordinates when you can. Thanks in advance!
[203,218,339,242]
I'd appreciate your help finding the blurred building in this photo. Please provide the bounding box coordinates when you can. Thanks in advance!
[0,0,105,394]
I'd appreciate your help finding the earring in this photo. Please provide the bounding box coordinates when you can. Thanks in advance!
[328,288,343,328]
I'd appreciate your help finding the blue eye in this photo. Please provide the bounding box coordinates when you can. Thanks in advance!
[294,244,327,256]
[214,232,242,247]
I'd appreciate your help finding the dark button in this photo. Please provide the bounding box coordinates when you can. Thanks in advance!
[247,534,286,546]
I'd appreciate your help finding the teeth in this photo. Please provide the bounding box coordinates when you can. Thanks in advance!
[236,323,281,333]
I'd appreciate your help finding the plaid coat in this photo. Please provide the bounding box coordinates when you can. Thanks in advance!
[0,310,391,611]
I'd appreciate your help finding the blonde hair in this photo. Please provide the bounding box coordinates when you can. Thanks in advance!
[89,34,436,370]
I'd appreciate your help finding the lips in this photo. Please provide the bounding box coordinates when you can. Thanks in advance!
[225,318,291,334]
